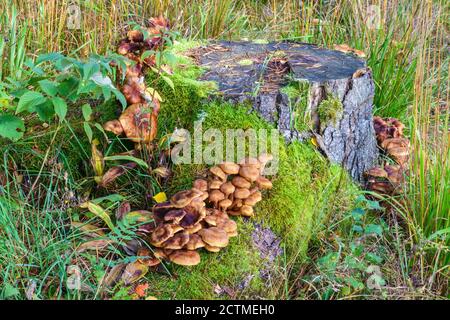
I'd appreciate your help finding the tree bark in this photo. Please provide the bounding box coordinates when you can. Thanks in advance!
[194,41,378,182]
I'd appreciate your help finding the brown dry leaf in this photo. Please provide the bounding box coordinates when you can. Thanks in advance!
[333,44,366,58]
[116,201,131,220]
[121,261,149,285]
[77,239,115,253]
[71,221,105,238]
[134,283,149,297]
[100,162,137,187]
[103,263,126,288]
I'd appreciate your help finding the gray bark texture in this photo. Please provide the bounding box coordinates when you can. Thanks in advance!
[192,41,378,182]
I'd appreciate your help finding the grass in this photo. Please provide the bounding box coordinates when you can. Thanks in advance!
[0,0,448,299]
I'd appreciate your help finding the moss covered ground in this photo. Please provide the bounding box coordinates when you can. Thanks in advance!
[141,43,358,298]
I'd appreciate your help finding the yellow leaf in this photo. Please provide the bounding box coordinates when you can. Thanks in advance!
[81,201,115,230]
[153,192,167,203]
[311,137,318,147]
[144,88,163,102]
[91,139,104,179]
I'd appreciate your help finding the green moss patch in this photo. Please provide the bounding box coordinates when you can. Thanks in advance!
[317,95,343,129]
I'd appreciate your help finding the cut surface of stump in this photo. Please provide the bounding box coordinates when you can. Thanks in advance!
[191,41,378,182]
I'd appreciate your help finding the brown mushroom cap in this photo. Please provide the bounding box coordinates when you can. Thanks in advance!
[209,189,225,204]
[152,201,174,222]
[239,157,261,168]
[256,176,273,189]
[169,250,201,266]
[193,179,208,192]
[219,162,240,175]
[219,198,233,211]
[204,244,221,252]
[217,219,237,234]
[127,29,144,42]
[240,205,254,217]
[150,224,177,246]
[170,189,203,208]
[239,166,260,182]
[103,120,124,135]
[117,103,152,143]
[210,166,227,181]
[234,188,251,199]
[179,206,206,228]
[137,247,160,267]
[184,223,203,234]
[164,209,187,223]
[184,234,206,250]
[385,165,403,184]
[198,227,229,248]
[365,167,388,179]
[209,179,223,189]
[227,230,238,237]
[220,182,235,196]
[244,191,262,206]
[161,231,190,250]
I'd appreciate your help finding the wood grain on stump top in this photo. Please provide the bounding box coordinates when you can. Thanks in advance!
[192,41,378,182]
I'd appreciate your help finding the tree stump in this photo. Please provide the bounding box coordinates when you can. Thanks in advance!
[192,41,378,182]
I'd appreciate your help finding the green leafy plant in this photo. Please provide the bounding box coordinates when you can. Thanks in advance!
[0,52,127,141]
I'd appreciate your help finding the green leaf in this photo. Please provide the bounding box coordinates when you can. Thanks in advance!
[161,75,174,90]
[16,91,46,114]
[52,97,67,122]
[82,103,92,121]
[112,89,127,109]
[0,115,25,141]
[103,155,149,169]
[2,283,20,299]
[35,101,54,121]
[38,79,59,96]
[364,224,383,236]
[80,201,115,230]
[83,122,93,142]
[90,194,125,205]
[352,225,364,233]
[366,253,383,264]
[36,52,64,64]
[351,208,365,221]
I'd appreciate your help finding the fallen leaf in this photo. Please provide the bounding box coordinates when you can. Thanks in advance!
[134,283,149,297]
[116,201,131,220]
[124,210,153,224]
[103,263,126,288]
[77,239,115,252]
[100,162,137,187]
[153,192,167,203]
[71,221,106,238]
[121,261,149,285]
[80,201,115,230]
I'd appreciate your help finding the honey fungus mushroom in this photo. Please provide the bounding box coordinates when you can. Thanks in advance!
[198,227,229,249]
[168,250,201,266]
[103,103,155,143]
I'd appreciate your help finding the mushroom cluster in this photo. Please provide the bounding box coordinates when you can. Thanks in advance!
[373,116,410,166]
[145,188,238,266]
[365,117,410,195]
[103,17,170,144]
[201,154,273,217]
[144,154,273,266]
